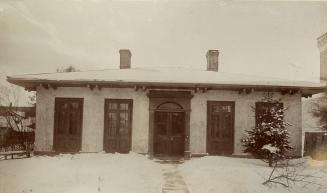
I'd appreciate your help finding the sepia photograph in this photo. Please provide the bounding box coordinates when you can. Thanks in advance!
[0,0,327,193]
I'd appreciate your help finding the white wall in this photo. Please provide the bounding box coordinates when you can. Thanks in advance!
[35,86,302,156]
[190,90,302,156]
[35,86,149,153]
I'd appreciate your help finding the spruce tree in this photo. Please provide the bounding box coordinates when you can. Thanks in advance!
[242,95,293,167]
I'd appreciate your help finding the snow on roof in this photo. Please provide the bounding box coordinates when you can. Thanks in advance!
[7,67,326,91]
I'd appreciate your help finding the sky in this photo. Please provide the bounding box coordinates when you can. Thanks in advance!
[0,0,327,101]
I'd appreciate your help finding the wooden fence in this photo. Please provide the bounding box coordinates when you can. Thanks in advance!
[304,131,327,160]
[0,130,34,159]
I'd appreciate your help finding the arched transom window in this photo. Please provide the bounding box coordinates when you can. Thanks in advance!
[156,102,183,111]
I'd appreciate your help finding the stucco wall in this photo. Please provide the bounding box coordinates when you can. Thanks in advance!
[190,90,303,156]
[35,87,149,153]
[35,87,302,156]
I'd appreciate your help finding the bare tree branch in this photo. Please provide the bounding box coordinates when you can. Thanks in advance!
[262,159,327,190]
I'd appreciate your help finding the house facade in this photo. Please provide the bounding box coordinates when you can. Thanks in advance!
[7,50,324,158]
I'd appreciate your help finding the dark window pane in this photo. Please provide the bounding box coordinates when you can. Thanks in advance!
[55,99,82,136]
[120,103,129,110]
[105,100,132,139]
[213,105,221,113]
[58,111,66,134]
[119,113,129,136]
[222,106,231,113]
[156,112,168,123]
[108,112,117,136]
[71,102,79,109]
[171,113,184,135]
[109,103,118,110]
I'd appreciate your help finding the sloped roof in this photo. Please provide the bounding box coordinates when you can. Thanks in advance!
[7,67,326,94]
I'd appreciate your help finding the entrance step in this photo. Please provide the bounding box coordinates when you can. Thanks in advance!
[154,157,185,164]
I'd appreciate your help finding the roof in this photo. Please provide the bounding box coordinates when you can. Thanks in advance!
[7,67,326,95]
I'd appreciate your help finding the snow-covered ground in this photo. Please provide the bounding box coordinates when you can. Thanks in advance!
[0,153,326,193]
[0,153,163,193]
[180,156,327,193]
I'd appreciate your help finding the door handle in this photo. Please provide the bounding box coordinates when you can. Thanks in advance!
[170,137,173,141]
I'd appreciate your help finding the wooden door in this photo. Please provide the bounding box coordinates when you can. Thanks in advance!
[154,111,185,156]
[54,98,83,152]
[170,112,185,156]
[207,101,234,155]
[104,99,132,153]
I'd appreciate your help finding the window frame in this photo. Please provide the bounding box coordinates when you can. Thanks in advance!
[206,101,235,155]
[103,99,133,153]
[53,97,84,152]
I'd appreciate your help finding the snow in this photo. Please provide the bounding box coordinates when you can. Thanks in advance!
[0,153,326,193]
[180,156,327,193]
[0,152,163,193]
[262,144,280,154]
[7,67,325,89]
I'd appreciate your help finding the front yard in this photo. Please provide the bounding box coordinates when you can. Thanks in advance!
[0,153,162,193]
[0,153,326,193]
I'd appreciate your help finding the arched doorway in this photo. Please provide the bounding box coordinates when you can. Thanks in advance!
[154,102,185,156]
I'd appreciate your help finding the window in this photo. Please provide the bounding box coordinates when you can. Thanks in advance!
[54,98,83,152]
[207,101,235,155]
[104,99,133,153]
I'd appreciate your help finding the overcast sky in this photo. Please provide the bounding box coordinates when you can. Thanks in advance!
[0,0,327,87]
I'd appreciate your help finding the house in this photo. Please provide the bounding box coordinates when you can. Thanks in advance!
[302,32,327,159]
[302,32,327,132]
[7,49,324,158]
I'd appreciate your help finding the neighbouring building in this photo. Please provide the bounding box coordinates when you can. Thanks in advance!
[302,33,327,131]
[319,32,327,83]
[7,49,324,158]
[302,32,327,158]
[302,32,327,132]
[0,106,36,147]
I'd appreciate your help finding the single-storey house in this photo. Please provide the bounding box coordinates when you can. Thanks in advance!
[7,50,325,158]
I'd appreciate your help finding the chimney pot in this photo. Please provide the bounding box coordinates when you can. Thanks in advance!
[119,49,132,69]
[206,50,219,72]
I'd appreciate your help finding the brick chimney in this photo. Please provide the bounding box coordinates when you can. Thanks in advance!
[318,33,327,82]
[119,49,132,69]
[206,50,219,72]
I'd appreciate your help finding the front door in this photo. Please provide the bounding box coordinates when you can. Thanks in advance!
[54,98,83,152]
[154,111,185,156]
[207,101,235,155]
[104,99,132,153]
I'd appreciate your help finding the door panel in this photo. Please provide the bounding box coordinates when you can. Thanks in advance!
[207,101,234,155]
[104,99,132,153]
[54,98,83,152]
[154,112,169,155]
[154,111,185,156]
[170,112,185,156]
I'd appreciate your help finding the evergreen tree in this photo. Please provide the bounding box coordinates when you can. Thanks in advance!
[242,95,293,167]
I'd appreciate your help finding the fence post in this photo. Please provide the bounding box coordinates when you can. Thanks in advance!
[11,144,13,159]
